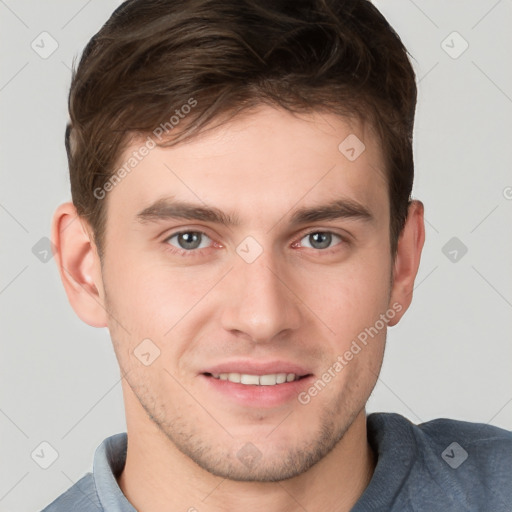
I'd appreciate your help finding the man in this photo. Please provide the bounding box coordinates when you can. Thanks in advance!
[43,0,511,510]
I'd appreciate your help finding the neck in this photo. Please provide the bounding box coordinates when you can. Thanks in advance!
[117,405,375,512]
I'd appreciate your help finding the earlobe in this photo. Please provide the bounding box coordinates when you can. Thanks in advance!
[51,202,108,328]
[388,200,425,326]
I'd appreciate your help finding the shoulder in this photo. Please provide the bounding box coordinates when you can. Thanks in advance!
[369,411,512,454]
[416,415,512,509]
[412,414,512,471]
[417,414,512,441]
[39,473,102,512]
[368,412,512,510]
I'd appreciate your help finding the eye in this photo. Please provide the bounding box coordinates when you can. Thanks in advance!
[165,231,213,252]
[162,229,346,258]
[298,231,344,251]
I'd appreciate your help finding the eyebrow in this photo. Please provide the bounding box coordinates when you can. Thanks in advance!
[135,196,373,227]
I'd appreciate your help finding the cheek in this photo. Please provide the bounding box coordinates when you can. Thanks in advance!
[103,254,221,342]
[311,253,392,341]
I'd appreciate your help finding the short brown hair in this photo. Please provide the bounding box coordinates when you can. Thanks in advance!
[66,0,417,260]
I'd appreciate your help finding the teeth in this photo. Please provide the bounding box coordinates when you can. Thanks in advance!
[276,373,287,384]
[209,372,300,385]
[259,374,277,386]
[228,372,241,383]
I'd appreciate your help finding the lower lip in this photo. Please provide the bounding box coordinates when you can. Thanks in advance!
[200,374,314,408]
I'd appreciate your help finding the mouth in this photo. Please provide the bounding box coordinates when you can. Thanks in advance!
[199,363,314,408]
[203,372,311,386]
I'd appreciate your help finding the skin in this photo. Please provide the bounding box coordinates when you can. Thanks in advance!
[52,105,424,512]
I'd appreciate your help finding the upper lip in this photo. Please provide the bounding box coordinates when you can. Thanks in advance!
[201,360,312,377]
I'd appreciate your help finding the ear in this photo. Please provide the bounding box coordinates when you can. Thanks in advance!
[51,202,108,327]
[388,200,425,326]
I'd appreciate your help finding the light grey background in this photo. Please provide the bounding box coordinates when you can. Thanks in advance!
[1,1,511,510]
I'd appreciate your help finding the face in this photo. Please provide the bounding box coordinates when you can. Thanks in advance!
[98,106,397,481]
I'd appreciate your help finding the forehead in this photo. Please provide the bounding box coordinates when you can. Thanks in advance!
[106,106,388,228]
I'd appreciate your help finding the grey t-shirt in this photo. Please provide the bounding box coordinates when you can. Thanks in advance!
[40,412,512,511]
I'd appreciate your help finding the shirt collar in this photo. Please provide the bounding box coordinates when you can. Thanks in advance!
[93,432,136,512]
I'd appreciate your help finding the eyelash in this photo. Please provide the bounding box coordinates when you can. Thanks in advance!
[162,229,348,258]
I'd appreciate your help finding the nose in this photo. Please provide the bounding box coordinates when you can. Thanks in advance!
[220,245,302,344]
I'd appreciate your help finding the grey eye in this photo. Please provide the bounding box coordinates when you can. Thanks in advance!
[167,231,211,250]
[300,232,342,250]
